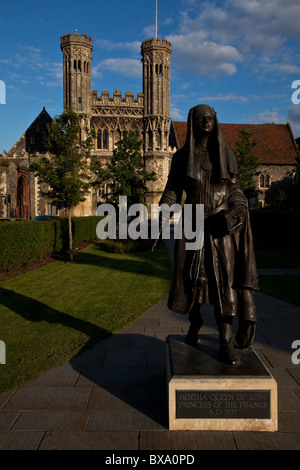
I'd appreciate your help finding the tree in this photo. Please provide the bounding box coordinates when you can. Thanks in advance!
[30,108,95,262]
[234,129,260,200]
[93,130,156,207]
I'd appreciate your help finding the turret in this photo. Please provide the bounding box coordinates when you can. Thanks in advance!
[141,37,172,204]
[60,31,93,114]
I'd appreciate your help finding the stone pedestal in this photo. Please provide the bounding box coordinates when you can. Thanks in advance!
[166,335,277,431]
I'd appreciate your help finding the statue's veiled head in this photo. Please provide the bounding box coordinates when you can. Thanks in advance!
[192,105,216,137]
[184,104,239,182]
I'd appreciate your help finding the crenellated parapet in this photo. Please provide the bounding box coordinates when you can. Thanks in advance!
[141,37,172,53]
[91,89,144,108]
[60,31,93,49]
[91,89,144,121]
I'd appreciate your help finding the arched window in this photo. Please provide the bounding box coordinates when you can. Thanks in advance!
[292,171,298,184]
[73,60,77,72]
[116,129,121,142]
[259,173,271,188]
[265,174,270,188]
[259,174,264,188]
[97,129,102,149]
[103,129,108,149]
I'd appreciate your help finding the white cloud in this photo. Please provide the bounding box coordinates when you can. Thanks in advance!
[247,109,285,124]
[100,58,142,79]
[167,33,241,77]
[256,58,300,76]
[4,45,62,88]
[171,0,300,77]
[197,93,249,103]
[171,107,184,120]
[142,24,156,38]
[95,39,140,55]
[288,104,300,138]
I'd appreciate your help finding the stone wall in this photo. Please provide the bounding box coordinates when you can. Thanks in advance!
[257,164,296,206]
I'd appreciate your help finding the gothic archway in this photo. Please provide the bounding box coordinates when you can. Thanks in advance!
[16,172,30,220]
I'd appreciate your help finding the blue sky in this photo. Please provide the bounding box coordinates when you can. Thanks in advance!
[1,0,300,152]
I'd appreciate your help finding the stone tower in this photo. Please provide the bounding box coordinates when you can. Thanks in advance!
[60,31,93,132]
[141,38,172,205]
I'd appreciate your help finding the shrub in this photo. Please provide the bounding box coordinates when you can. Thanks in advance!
[250,209,300,248]
[105,238,153,253]
[0,221,55,272]
[0,216,103,273]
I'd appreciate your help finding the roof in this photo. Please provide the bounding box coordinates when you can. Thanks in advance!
[170,121,298,165]
[8,107,53,156]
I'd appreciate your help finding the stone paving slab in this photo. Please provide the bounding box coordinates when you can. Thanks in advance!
[11,411,89,431]
[139,430,237,450]
[87,410,166,431]
[38,431,139,450]
[22,367,80,387]
[233,431,300,450]
[3,387,92,411]
[0,431,45,450]
[0,411,20,430]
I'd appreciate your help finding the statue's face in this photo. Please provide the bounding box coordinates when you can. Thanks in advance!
[193,108,215,136]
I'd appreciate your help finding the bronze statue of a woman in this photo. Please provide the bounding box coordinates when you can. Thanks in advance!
[160,104,258,365]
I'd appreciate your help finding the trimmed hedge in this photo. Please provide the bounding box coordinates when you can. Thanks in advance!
[250,209,300,248]
[0,216,102,273]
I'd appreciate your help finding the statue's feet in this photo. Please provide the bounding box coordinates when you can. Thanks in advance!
[235,321,256,349]
[185,317,203,347]
[185,327,199,347]
[218,319,240,366]
[219,345,240,366]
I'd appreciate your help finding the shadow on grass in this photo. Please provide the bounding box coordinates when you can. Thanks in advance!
[0,286,111,355]
[73,242,172,280]
[0,284,171,428]
[0,240,175,427]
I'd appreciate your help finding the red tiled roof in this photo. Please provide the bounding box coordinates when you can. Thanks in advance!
[171,121,298,165]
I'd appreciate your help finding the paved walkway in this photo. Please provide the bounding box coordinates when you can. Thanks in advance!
[0,236,300,450]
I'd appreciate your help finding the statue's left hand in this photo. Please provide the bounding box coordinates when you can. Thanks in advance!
[224,206,246,235]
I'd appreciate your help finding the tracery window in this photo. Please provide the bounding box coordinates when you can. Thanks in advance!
[259,173,270,188]
[97,129,102,149]
[97,129,109,150]
[103,129,108,149]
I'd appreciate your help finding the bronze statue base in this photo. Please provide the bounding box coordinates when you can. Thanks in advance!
[166,335,277,431]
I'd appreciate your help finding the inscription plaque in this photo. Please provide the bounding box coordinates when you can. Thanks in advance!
[176,390,271,419]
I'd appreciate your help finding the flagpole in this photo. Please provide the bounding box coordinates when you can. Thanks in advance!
[155,0,157,39]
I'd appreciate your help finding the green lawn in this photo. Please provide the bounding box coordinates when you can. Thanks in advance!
[258,275,300,307]
[0,242,172,395]
[255,245,300,269]
[255,243,300,306]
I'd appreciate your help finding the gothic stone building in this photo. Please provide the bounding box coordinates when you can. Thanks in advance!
[1,31,298,219]
[60,31,172,216]
[1,31,173,219]
[0,107,53,220]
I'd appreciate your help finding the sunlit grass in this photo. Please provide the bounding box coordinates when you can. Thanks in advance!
[0,242,172,395]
